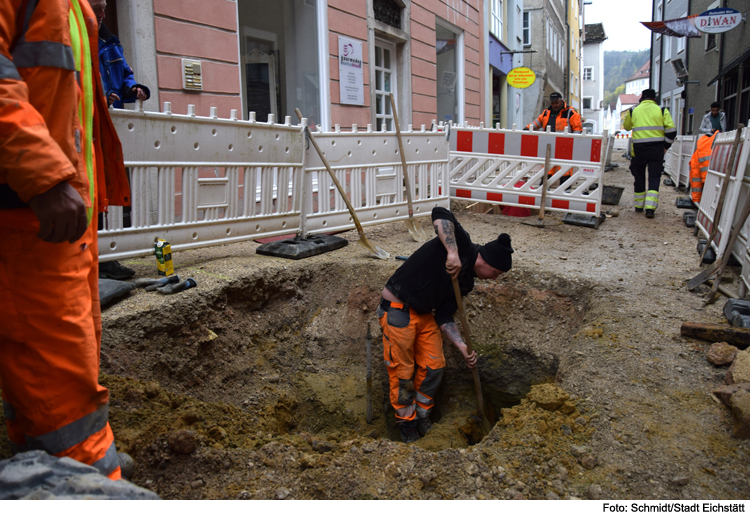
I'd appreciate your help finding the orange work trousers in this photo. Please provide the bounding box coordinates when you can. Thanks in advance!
[378,301,446,422]
[0,218,121,480]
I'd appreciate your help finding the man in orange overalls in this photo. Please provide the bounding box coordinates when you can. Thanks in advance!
[0,0,130,479]
[525,92,583,187]
[689,131,718,205]
[378,207,514,442]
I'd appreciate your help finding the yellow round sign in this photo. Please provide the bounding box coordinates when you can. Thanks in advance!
[507,67,536,89]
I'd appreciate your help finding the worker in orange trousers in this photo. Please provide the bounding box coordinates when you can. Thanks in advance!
[0,0,130,479]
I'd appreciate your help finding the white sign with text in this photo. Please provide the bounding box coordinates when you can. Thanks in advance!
[338,36,364,106]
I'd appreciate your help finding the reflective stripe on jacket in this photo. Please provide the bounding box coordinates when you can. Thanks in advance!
[689,131,717,204]
[527,105,583,133]
[623,100,676,157]
[0,0,129,220]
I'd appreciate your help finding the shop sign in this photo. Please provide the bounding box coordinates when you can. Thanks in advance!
[338,36,364,105]
[695,8,742,34]
[507,67,536,89]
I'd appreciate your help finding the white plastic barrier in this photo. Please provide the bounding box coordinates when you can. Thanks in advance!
[301,124,449,236]
[664,135,696,190]
[613,134,630,150]
[449,125,606,217]
[100,104,449,261]
[696,128,750,263]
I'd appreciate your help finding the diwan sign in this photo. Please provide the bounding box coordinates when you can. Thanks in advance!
[695,7,742,34]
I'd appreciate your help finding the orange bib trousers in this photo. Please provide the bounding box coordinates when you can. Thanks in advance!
[0,219,120,479]
[378,301,446,422]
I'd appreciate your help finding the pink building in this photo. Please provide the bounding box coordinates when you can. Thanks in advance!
[107,0,485,130]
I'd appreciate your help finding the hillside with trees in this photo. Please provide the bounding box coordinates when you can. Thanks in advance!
[602,49,650,107]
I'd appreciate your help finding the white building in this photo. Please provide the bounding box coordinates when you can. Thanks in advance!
[581,23,606,133]
[625,60,650,95]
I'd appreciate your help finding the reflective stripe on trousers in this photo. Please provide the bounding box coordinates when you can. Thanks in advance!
[0,220,121,480]
[645,190,659,210]
[634,192,646,208]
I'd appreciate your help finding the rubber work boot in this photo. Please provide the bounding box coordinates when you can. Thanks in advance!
[417,417,433,437]
[645,209,655,219]
[99,260,136,280]
[117,452,135,480]
[156,277,197,295]
[133,275,181,291]
[398,420,420,443]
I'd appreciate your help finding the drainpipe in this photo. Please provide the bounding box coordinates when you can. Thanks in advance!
[684,0,690,135]
[716,0,727,105]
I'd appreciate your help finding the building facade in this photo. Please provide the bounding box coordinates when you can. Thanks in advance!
[566,0,583,111]
[581,22,606,133]
[485,0,525,129]
[110,0,486,131]
[520,0,568,128]
[625,60,650,95]
[651,0,689,135]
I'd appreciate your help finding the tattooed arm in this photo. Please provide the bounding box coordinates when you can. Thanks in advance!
[433,218,461,279]
[440,321,477,368]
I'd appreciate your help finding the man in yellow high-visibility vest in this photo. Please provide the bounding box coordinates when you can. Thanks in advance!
[623,89,677,219]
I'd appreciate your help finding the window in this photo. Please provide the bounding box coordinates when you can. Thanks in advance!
[583,97,593,110]
[238,0,321,124]
[522,11,530,46]
[706,33,716,51]
[655,2,663,39]
[583,67,593,81]
[436,23,462,124]
[491,0,503,40]
[374,41,397,131]
[678,12,686,53]
[654,58,660,92]
[664,36,671,62]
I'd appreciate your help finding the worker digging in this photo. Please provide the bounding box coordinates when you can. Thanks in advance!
[378,206,513,443]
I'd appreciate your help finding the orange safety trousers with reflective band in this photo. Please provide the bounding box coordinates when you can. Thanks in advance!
[690,132,716,204]
[378,304,446,422]
[0,220,121,479]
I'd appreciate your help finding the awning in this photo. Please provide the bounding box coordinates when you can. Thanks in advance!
[707,47,750,86]
[641,15,702,38]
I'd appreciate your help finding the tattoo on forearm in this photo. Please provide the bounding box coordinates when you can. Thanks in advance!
[439,219,457,249]
[441,322,464,346]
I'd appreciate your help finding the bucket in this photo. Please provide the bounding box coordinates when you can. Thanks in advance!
[601,185,624,205]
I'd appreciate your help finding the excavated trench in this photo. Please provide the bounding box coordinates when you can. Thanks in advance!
[95,262,588,461]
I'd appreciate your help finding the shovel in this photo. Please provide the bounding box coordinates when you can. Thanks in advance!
[295,108,389,260]
[698,125,744,265]
[390,93,428,242]
[451,278,492,435]
[521,144,561,228]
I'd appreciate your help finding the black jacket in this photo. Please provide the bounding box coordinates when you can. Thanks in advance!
[385,207,478,326]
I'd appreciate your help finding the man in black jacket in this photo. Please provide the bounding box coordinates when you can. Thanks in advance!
[377,207,514,442]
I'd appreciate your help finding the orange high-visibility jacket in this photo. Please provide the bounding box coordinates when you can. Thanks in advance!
[689,132,717,204]
[0,0,129,222]
[527,105,583,133]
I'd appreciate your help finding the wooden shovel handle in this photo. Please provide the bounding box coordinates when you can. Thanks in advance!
[452,278,485,417]
[295,108,365,237]
[389,93,416,219]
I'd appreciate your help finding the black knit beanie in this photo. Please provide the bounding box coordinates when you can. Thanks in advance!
[479,233,514,272]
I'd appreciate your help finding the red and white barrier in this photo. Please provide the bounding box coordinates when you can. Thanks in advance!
[449,125,606,217]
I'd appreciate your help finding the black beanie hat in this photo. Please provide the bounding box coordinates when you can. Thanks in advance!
[479,233,514,272]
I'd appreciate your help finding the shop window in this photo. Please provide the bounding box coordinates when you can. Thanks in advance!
[436,23,462,124]
[237,0,321,125]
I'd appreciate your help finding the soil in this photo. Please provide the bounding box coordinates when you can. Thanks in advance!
[2,155,749,500]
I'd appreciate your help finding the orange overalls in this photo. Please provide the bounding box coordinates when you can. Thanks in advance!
[527,104,583,183]
[0,0,129,479]
[690,132,717,204]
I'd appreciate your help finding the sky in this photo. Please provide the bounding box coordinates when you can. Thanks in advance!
[584,0,653,52]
